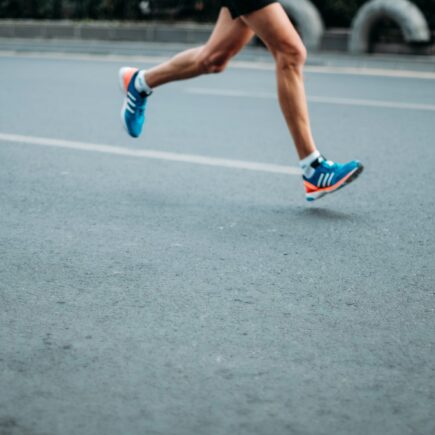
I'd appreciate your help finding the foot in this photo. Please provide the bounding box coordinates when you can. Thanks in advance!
[303,157,364,202]
[118,67,150,138]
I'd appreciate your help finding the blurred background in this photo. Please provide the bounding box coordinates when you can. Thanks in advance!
[0,0,434,54]
[0,0,433,26]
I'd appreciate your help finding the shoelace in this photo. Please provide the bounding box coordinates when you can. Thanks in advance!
[319,159,335,170]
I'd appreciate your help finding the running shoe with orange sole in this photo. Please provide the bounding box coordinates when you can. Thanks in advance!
[303,157,364,201]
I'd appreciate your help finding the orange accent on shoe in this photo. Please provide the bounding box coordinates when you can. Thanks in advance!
[304,169,357,194]
[122,67,138,92]
[303,180,318,192]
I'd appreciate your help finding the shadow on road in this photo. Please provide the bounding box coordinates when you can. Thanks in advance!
[295,207,356,222]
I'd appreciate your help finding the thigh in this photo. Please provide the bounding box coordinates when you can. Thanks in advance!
[204,7,255,56]
[241,3,304,53]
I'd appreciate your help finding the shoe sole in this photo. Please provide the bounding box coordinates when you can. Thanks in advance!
[306,164,364,202]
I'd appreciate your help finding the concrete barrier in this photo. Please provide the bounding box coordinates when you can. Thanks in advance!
[279,0,324,50]
[0,20,214,44]
[349,0,431,53]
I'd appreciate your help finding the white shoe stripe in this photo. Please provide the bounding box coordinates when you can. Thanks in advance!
[329,172,335,186]
[127,91,137,101]
[127,99,136,108]
[318,173,324,187]
[126,105,134,114]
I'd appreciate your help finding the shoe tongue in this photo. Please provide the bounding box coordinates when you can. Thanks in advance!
[310,155,325,169]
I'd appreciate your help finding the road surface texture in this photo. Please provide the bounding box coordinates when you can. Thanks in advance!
[0,42,434,435]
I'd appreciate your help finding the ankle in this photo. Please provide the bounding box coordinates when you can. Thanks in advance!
[134,70,153,96]
[299,150,321,178]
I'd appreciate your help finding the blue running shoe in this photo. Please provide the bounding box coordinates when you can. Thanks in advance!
[303,157,364,202]
[118,67,151,138]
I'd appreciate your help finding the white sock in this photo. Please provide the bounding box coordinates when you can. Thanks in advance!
[134,70,153,96]
[300,150,321,178]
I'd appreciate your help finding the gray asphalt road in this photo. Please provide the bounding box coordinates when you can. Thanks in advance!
[0,48,434,435]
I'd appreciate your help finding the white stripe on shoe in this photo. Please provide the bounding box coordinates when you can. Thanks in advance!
[317,173,324,187]
[328,172,335,186]
[127,92,137,101]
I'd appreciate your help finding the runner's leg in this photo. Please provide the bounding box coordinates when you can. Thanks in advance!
[242,3,316,159]
[144,8,254,88]
[119,8,252,138]
[242,3,363,201]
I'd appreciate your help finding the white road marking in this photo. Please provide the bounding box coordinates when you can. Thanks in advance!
[1,50,435,80]
[232,60,435,80]
[0,133,301,176]
[186,87,435,112]
[0,50,169,65]
[188,88,276,99]
[305,65,435,81]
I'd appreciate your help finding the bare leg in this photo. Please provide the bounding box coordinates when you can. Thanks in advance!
[242,3,316,159]
[145,8,254,88]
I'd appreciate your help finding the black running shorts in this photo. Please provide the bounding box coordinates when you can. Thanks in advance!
[220,0,277,18]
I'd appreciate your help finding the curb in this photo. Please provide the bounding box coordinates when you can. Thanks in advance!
[0,20,214,45]
[0,20,433,54]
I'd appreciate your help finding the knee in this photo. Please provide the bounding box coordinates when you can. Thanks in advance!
[197,49,232,74]
[273,40,307,72]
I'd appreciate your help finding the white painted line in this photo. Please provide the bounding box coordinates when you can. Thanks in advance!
[187,88,274,99]
[1,50,435,80]
[304,65,435,81]
[0,133,300,176]
[308,95,435,112]
[232,60,435,80]
[0,50,170,65]
[186,87,435,112]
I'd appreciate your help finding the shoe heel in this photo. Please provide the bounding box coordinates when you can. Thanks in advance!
[118,67,138,94]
